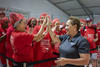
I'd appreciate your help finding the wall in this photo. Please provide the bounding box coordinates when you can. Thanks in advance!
[0,0,68,22]
[93,15,100,24]
[77,15,100,24]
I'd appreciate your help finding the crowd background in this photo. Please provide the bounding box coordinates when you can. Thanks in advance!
[0,9,100,67]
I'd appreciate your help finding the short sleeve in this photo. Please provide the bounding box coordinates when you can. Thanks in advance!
[78,38,90,53]
[59,35,68,42]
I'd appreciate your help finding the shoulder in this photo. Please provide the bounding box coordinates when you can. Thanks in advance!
[77,36,90,46]
[12,32,29,37]
[12,32,34,41]
[79,35,88,42]
[59,34,69,43]
[76,35,90,53]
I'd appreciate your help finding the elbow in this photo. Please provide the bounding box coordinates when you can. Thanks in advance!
[84,60,89,65]
[81,54,90,65]
[81,60,89,65]
[83,58,90,65]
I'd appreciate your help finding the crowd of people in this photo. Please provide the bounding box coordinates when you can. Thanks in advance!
[80,18,100,67]
[0,11,100,67]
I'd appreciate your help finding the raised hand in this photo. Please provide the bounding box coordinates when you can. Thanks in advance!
[47,17,51,27]
[42,16,48,27]
[46,17,51,32]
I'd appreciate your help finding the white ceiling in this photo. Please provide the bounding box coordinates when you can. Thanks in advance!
[48,0,100,17]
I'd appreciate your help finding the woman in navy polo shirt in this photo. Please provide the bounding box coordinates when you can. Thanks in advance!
[47,16,90,67]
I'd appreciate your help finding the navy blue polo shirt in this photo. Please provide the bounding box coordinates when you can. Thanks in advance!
[59,32,90,67]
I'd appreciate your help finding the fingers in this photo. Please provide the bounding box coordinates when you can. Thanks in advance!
[43,17,46,24]
[55,58,61,63]
[45,16,48,23]
[42,16,51,31]
[55,60,61,66]
[47,18,51,27]
[55,58,65,66]
[43,16,49,25]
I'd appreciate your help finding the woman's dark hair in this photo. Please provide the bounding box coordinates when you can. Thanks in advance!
[68,16,80,31]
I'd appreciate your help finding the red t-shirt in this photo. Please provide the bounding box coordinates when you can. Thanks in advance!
[32,25,41,62]
[37,33,53,67]
[10,31,34,62]
[6,25,14,58]
[33,25,54,67]
[6,25,14,66]
[84,26,97,53]
[96,29,100,45]
[0,26,6,64]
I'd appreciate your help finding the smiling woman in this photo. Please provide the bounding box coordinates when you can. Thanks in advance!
[47,16,90,67]
[65,17,81,38]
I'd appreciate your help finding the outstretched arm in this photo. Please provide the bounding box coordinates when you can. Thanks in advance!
[33,17,47,42]
[46,18,61,44]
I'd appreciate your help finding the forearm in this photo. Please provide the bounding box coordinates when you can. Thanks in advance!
[36,35,44,42]
[36,32,46,42]
[37,24,45,37]
[36,17,48,37]
[34,24,45,41]
[49,26,60,44]
[64,58,89,66]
